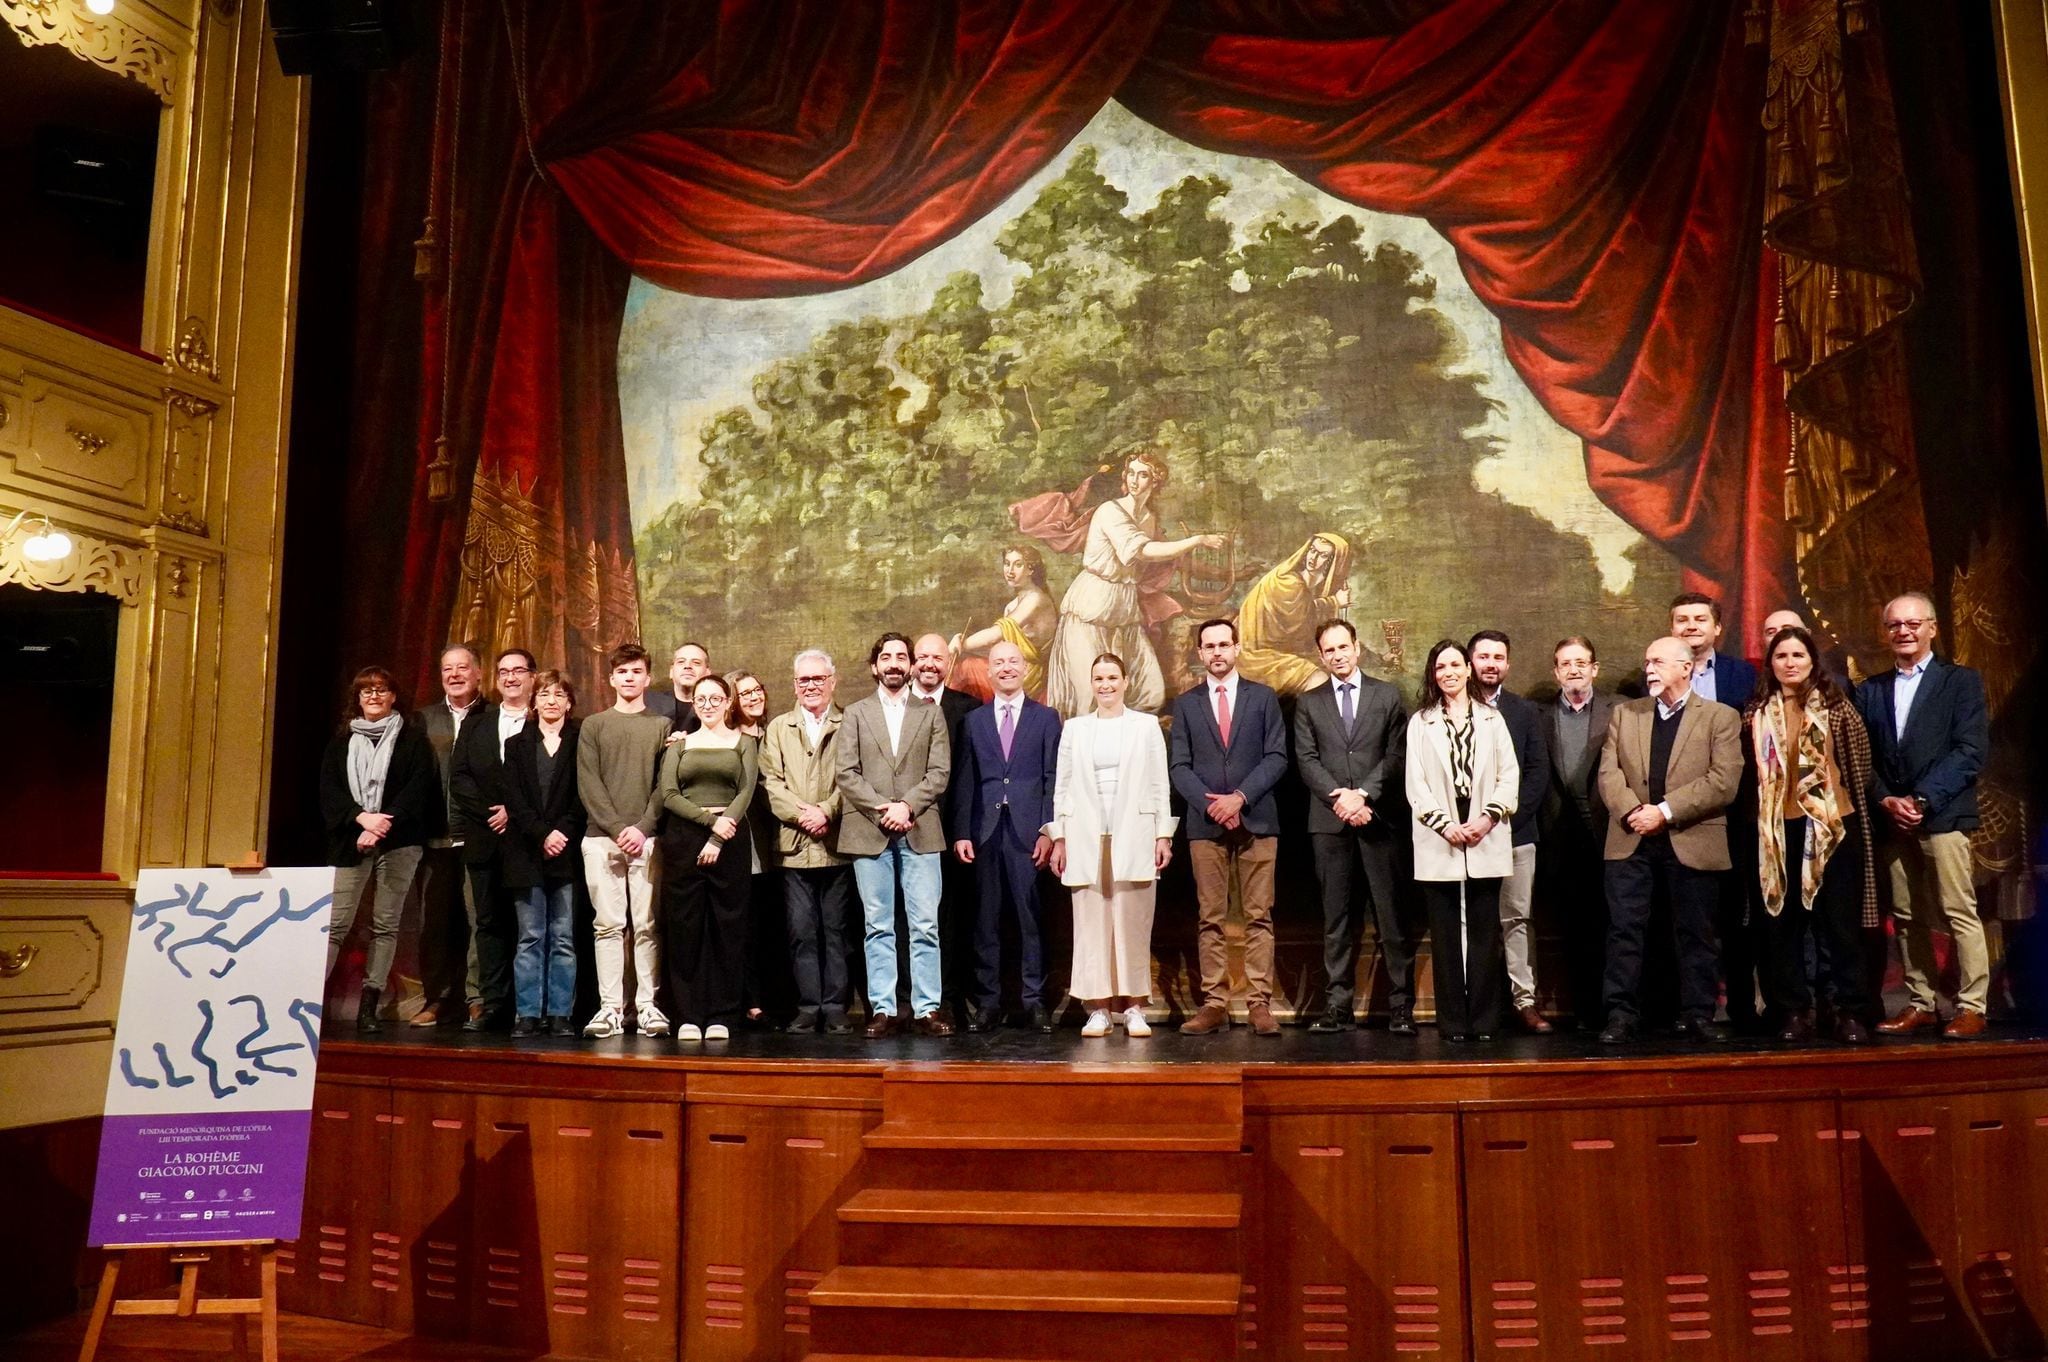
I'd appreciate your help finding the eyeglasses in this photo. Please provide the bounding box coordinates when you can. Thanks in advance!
[795,675,831,686]
[497,666,531,676]
[1884,619,1931,632]
[737,688,765,699]
[359,686,394,697]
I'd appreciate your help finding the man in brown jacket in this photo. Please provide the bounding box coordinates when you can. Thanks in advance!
[1596,636,1743,1044]
[760,648,853,1034]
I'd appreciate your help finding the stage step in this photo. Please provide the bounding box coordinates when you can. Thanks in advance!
[873,1067,1244,1148]
[809,1265,1240,1314]
[839,1188,1241,1229]
[863,1120,1240,1151]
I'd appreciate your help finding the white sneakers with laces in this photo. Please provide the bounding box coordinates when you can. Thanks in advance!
[582,1007,623,1039]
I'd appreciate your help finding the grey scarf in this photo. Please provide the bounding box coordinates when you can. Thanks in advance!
[347,714,404,813]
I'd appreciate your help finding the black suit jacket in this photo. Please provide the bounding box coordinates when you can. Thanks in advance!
[449,704,526,865]
[949,697,1062,851]
[318,724,439,866]
[925,687,980,837]
[500,719,587,888]
[1541,690,1614,843]
[646,688,701,732]
[1168,677,1290,840]
[1487,689,1550,847]
[1292,675,1405,836]
[1853,656,1988,833]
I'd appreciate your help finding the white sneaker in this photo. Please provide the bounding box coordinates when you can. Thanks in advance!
[1123,1007,1152,1037]
[1081,1008,1112,1038]
[582,1007,623,1039]
[637,1005,671,1038]
[675,1023,702,1043]
[705,1023,730,1042]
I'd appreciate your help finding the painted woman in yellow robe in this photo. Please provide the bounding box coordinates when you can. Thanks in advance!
[1235,533,1352,696]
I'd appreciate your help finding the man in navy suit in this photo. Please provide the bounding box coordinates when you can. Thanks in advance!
[950,641,1062,1032]
[1670,591,1765,1029]
[1171,618,1291,1036]
[1856,592,1991,1039]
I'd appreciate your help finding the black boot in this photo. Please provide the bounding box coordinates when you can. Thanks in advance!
[357,986,383,1035]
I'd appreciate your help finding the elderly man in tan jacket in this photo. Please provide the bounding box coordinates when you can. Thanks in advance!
[760,648,853,1035]
[1595,636,1743,1044]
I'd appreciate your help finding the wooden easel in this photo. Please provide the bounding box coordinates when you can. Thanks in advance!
[77,1240,278,1362]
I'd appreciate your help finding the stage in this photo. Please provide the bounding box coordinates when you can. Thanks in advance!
[272,1023,2048,1362]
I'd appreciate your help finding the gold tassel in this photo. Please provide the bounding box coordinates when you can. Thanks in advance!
[1844,0,1869,36]
[1824,267,1859,346]
[1773,290,1805,370]
[1744,0,1767,46]
[413,214,443,283]
[1775,130,1808,199]
[1814,98,1845,176]
[427,436,454,504]
[1784,423,1813,527]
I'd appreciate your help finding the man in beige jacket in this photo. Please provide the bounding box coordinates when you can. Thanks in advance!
[760,648,853,1034]
[1595,636,1742,1044]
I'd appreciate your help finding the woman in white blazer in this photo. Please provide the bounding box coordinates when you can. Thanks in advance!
[1405,639,1519,1041]
[1047,652,1177,1038]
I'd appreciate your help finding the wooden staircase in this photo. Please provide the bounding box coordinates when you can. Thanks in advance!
[806,1066,1246,1362]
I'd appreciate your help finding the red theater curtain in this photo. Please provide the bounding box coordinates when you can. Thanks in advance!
[381,0,1896,695]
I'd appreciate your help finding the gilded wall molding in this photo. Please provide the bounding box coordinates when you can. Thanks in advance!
[172,316,217,380]
[0,519,143,604]
[0,0,178,103]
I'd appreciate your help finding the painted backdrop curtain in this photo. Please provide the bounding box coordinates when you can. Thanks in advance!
[364,0,1923,700]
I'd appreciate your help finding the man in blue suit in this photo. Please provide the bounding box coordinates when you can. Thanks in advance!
[1856,592,1991,1039]
[1170,619,1291,1036]
[1670,591,1766,1029]
[950,640,1063,1032]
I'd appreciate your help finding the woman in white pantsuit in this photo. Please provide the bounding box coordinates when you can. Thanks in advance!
[1047,653,1177,1038]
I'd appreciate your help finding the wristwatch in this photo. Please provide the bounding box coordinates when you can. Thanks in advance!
[1911,795,1930,816]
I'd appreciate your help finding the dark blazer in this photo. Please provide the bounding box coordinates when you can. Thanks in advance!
[924,686,979,835]
[449,704,525,866]
[645,688,701,732]
[1292,675,1405,836]
[1541,690,1615,842]
[1704,651,1759,710]
[949,696,1062,851]
[500,719,587,889]
[318,723,439,867]
[410,698,472,836]
[1488,689,1550,847]
[1168,676,1290,840]
[1853,655,1988,834]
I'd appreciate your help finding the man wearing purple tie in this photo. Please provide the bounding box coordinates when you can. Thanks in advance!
[950,641,1063,1031]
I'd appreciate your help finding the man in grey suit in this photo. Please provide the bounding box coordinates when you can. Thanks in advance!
[1295,619,1413,1034]
[1541,636,1613,1027]
[835,632,954,1038]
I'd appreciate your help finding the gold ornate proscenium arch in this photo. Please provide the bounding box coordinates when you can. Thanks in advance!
[0,0,177,102]
[0,512,144,604]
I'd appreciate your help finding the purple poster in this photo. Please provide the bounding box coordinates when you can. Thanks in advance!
[88,869,334,1247]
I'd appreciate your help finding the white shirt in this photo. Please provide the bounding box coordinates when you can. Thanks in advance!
[1209,671,1241,729]
[879,688,909,755]
[1893,655,1931,739]
[801,706,828,749]
[444,695,477,735]
[1652,689,1689,822]
[497,705,529,758]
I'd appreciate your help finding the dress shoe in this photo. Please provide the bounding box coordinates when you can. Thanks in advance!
[1597,1015,1636,1045]
[823,1015,854,1035]
[788,1009,819,1034]
[1442,1029,1472,1043]
[1027,1004,1054,1034]
[1180,1003,1232,1036]
[1877,1006,1940,1035]
[409,1005,443,1029]
[509,1016,540,1038]
[1777,1010,1817,1043]
[356,986,383,1035]
[546,1015,575,1038]
[1944,1010,1987,1039]
[1388,1007,1416,1037]
[1248,1003,1281,1037]
[864,1012,900,1039]
[965,1005,995,1034]
[1674,1015,1721,1043]
[1834,1015,1871,1045]
[1308,1006,1353,1033]
[1517,1005,1553,1034]
[913,1011,954,1038]
[1472,1032,1496,1042]
[462,1002,488,1033]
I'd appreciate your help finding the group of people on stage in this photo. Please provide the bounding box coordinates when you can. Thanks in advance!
[318,585,1991,1047]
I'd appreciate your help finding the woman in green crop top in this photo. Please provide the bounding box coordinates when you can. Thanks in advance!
[656,673,760,1043]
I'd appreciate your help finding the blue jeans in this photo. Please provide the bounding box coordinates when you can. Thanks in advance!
[852,841,942,1018]
[515,882,577,1019]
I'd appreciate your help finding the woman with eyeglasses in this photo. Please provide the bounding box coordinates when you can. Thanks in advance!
[655,674,760,1042]
[1746,625,1877,1044]
[728,669,792,1028]
[1405,639,1519,1042]
[318,666,438,1032]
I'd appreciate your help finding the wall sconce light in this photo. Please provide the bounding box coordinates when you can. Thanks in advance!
[2,510,74,564]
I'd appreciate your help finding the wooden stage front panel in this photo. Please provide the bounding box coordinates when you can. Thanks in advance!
[282,1036,2048,1362]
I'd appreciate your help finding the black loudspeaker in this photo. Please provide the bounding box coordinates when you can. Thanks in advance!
[267,0,404,75]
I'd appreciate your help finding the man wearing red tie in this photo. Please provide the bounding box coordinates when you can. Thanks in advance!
[1169,619,1291,1035]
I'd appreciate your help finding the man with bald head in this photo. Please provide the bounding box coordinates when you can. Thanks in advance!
[950,641,1063,1030]
[1594,636,1744,1043]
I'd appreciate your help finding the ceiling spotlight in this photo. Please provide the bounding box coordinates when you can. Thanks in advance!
[85,0,116,13]
[3,510,75,564]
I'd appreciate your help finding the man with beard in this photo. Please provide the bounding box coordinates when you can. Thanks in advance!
[1237,533,1357,695]
[1469,631,1553,1032]
[837,633,954,1037]
[911,633,979,1023]
[646,641,709,732]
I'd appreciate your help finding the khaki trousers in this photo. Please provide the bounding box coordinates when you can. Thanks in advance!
[1188,831,1277,1008]
[1884,829,1988,1014]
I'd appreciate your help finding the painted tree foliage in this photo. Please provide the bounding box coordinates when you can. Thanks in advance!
[635,147,1672,693]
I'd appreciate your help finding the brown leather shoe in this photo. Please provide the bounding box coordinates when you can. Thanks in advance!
[409,1006,442,1029]
[1517,1005,1554,1034]
[1180,1003,1232,1036]
[913,1011,955,1038]
[1943,1010,1987,1039]
[1876,1006,1940,1035]
[1248,1003,1281,1037]
[863,1012,900,1039]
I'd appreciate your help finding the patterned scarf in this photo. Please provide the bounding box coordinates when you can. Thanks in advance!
[347,714,404,813]
[1752,691,1844,916]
